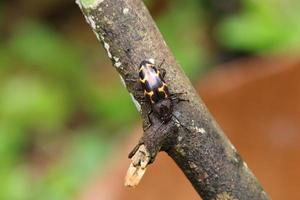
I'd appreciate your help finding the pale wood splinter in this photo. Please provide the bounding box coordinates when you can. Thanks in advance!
[125,145,151,187]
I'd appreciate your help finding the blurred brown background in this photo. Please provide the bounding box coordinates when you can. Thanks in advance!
[1,0,300,199]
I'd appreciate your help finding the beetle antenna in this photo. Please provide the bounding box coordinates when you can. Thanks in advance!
[158,59,165,68]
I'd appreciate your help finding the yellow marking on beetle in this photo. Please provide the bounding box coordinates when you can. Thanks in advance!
[139,70,149,83]
[156,70,161,77]
[139,65,145,72]
[144,90,155,104]
[158,84,168,98]
[144,90,154,97]
[140,77,147,83]
[158,85,165,92]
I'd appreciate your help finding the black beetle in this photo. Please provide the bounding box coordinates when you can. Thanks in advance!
[137,60,187,129]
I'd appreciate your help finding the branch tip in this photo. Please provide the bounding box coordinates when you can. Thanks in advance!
[125,145,150,187]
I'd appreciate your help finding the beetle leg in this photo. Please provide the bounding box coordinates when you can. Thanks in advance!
[124,73,140,84]
[170,92,187,96]
[124,72,137,82]
[125,78,137,83]
[124,74,143,92]
[172,97,189,103]
[160,68,166,78]
[170,92,189,103]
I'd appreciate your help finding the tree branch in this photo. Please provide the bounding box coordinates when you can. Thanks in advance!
[76,0,270,199]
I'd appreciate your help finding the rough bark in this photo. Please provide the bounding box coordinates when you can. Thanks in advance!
[76,0,270,199]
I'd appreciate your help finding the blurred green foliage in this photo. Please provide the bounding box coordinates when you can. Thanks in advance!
[218,0,300,53]
[157,0,208,79]
[0,20,134,200]
[1,0,300,199]
[9,22,84,76]
[33,130,111,200]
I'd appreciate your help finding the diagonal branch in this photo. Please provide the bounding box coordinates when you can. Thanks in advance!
[76,0,270,199]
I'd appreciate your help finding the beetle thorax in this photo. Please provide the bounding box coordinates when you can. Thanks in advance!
[152,99,173,122]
